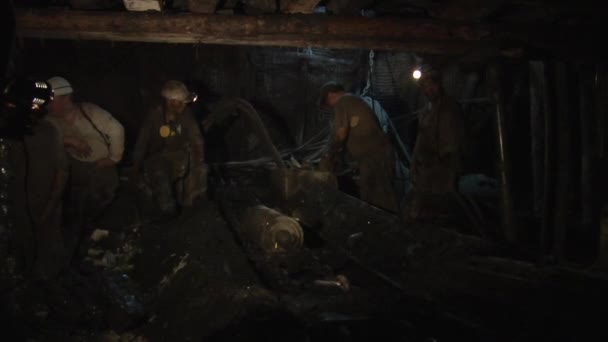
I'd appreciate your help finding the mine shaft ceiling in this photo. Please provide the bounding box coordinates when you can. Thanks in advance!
[12,0,604,57]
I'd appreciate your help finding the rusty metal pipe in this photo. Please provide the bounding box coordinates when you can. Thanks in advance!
[241,205,304,253]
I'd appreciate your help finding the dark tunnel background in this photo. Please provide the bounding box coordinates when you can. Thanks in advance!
[14,40,500,172]
[14,38,608,263]
[4,25,608,340]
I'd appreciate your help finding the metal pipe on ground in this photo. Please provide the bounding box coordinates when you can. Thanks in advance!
[240,205,304,253]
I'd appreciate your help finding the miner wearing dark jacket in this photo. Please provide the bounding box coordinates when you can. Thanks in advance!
[318,82,398,212]
[132,80,207,216]
[406,65,465,222]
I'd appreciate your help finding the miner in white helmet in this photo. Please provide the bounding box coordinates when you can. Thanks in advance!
[45,76,124,253]
[131,80,206,216]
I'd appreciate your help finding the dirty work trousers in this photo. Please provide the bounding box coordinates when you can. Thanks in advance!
[64,157,118,255]
[144,151,207,214]
[14,202,65,279]
[404,160,459,222]
[357,152,398,213]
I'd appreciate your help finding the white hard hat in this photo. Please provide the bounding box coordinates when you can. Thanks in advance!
[47,76,73,96]
[161,80,190,102]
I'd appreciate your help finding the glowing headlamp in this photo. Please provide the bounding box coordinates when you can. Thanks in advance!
[413,69,422,80]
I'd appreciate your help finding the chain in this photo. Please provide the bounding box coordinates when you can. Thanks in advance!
[361,49,375,96]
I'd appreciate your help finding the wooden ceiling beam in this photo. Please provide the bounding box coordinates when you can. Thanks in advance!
[14,8,595,57]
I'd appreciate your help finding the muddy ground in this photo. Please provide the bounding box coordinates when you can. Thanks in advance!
[2,175,608,342]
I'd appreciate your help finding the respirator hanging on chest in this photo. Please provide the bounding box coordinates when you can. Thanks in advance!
[159,122,182,138]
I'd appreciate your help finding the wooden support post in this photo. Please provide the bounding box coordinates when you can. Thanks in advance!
[540,61,557,261]
[596,65,608,266]
[553,62,573,261]
[599,205,608,266]
[487,63,516,243]
[529,61,545,219]
[578,64,596,241]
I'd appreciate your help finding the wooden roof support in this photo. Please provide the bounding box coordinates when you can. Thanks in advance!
[14,8,590,56]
